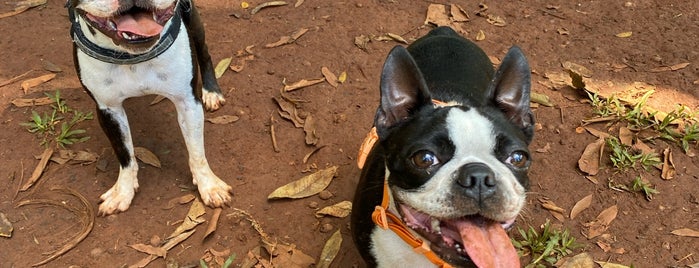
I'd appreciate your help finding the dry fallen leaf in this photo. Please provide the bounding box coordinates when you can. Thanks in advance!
[538,197,566,221]
[425,4,450,26]
[0,212,12,238]
[250,1,288,15]
[265,27,308,48]
[230,55,255,73]
[303,115,320,145]
[584,205,618,239]
[163,194,196,209]
[52,149,99,165]
[486,14,507,26]
[11,96,55,107]
[268,166,338,199]
[661,148,675,180]
[618,126,633,146]
[167,198,206,239]
[274,96,304,127]
[615,31,633,38]
[578,138,605,176]
[570,194,593,219]
[595,261,630,268]
[321,67,338,88]
[130,243,167,258]
[283,77,325,92]
[214,57,232,78]
[385,33,408,44]
[671,228,699,238]
[559,252,594,268]
[315,201,352,218]
[531,92,554,107]
[0,0,46,19]
[20,73,56,93]
[21,147,54,191]
[316,229,342,268]
[450,4,469,22]
[134,147,161,168]
[337,71,347,83]
[475,30,486,41]
[650,62,690,72]
[203,208,222,241]
[131,229,196,268]
[206,115,240,124]
[354,35,371,51]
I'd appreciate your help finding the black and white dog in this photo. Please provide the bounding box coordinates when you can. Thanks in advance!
[67,0,232,215]
[352,27,534,267]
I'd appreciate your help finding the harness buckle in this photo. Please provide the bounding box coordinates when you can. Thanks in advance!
[371,206,389,230]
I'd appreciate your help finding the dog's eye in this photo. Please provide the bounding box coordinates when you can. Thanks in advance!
[412,151,440,169]
[507,151,529,168]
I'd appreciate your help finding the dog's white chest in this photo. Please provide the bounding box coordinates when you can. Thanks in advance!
[76,22,194,106]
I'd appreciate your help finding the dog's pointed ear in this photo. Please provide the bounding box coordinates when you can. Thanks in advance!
[488,46,534,142]
[375,46,432,138]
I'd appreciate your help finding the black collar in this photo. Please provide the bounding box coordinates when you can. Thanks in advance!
[67,0,187,65]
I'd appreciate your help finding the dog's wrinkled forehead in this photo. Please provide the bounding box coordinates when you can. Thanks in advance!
[73,0,177,16]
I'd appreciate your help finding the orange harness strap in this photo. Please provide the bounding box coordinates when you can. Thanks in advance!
[358,99,453,268]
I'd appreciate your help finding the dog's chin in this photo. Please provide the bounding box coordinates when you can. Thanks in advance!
[397,204,518,267]
[78,2,176,53]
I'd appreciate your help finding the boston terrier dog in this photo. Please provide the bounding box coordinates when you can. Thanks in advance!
[67,0,232,215]
[351,26,534,267]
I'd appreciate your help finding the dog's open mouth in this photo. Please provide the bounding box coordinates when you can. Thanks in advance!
[398,204,520,267]
[80,3,176,43]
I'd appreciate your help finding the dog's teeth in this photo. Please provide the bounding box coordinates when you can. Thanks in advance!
[121,32,131,40]
[108,20,117,30]
[430,218,441,234]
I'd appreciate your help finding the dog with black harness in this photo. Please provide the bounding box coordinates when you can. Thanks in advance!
[67,0,232,215]
[352,26,534,267]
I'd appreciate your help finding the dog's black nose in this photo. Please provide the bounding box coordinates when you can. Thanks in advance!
[456,163,496,199]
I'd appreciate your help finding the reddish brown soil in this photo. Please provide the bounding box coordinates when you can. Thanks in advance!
[1,1,698,267]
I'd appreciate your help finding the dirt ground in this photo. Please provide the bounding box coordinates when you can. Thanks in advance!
[1,0,698,267]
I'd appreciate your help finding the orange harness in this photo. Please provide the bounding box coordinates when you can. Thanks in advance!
[357,99,454,268]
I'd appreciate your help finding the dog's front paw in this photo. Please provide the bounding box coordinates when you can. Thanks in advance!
[202,89,226,112]
[193,175,233,207]
[98,183,138,215]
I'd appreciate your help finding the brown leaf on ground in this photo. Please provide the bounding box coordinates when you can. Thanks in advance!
[265,27,308,48]
[52,149,99,165]
[163,194,196,209]
[130,229,196,268]
[632,139,653,154]
[41,59,62,73]
[425,4,450,26]
[303,145,325,164]
[315,201,352,218]
[0,0,46,19]
[570,194,593,219]
[354,35,371,51]
[584,205,618,239]
[203,208,222,241]
[671,228,699,237]
[661,148,675,180]
[11,96,55,107]
[559,252,594,268]
[251,1,288,15]
[316,229,342,268]
[650,62,690,72]
[578,138,604,176]
[531,92,554,107]
[0,212,13,238]
[538,197,566,221]
[563,61,593,78]
[268,166,337,199]
[584,127,610,138]
[321,67,338,88]
[230,55,255,73]
[618,127,633,146]
[303,115,320,145]
[167,198,206,239]
[206,115,240,124]
[283,77,325,92]
[274,96,305,127]
[595,261,630,268]
[450,4,469,22]
[134,147,161,168]
[21,147,54,191]
[130,243,167,258]
[20,73,56,93]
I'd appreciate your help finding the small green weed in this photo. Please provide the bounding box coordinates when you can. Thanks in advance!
[622,90,656,129]
[606,137,660,171]
[631,176,659,201]
[512,220,581,268]
[20,90,93,148]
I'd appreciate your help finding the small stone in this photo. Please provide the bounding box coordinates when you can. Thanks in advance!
[320,223,334,233]
[308,201,319,209]
[318,190,333,200]
[150,235,162,246]
[90,247,104,257]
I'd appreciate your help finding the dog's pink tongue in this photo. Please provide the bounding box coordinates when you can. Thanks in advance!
[115,12,163,37]
[455,220,520,268]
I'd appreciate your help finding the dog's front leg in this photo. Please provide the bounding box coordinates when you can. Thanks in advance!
[96,106,139,215]
[171,95,233,207]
